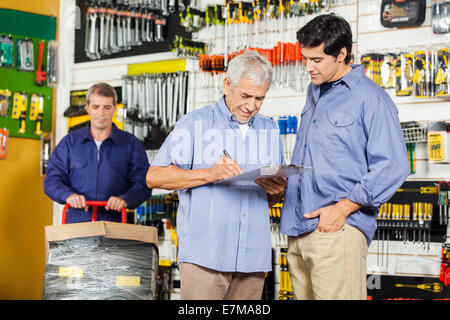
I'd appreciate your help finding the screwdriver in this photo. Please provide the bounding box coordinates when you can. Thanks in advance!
[397,186,437,194]
[395,282,443,293]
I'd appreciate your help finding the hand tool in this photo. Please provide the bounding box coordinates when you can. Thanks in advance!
[35,40,47,86]
[47,40,58,88]
[0,128,8,160]
[0,35,14,68]
[154,17,166,42]
[395,282,443,293]
[432,1,450,34]
[435,47,449,97]
[98,7,106,54]
[406,142,415,174]
[40,132,51,176]
[16,38,34,72]
[413,50,427,97]
[440,243,450,286]
[12,92,27,134]
[397,186,437,194]
[29,94,44,135]
[0,89,11,118]
[86,6,100,60]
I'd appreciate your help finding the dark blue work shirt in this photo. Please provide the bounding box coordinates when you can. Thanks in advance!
[44,123,152,223]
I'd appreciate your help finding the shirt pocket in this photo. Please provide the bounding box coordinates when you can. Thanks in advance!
[69,159,87,189]
[314,110,355,154]
[109,160,129,187]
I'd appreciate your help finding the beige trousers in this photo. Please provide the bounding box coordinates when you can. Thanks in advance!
[287,223,368,300]
[179,262,266,300]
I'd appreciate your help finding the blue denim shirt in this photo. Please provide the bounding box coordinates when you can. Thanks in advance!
[280,65,410,244]
[44,123,151,223]
[151,96,284,272]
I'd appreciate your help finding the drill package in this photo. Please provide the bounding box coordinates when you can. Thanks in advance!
[413,50,435,98]
[380,53,397,89]
[435,48,449,96]
[42,221,159,300]
[361,53,384,86]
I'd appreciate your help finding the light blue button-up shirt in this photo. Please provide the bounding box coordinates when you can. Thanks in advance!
[280,65,410,244]
[151,96,284,272]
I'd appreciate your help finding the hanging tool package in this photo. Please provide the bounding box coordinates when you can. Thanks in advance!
[380,0,426,29]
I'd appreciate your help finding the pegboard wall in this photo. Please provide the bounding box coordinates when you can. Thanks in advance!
[0,9,56,139]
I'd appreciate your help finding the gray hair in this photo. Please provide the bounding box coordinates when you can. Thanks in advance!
[86,82,117,106]
[226,50,273,88]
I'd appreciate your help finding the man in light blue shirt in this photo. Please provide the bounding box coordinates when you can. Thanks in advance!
[280,14,410,300]
[146,51,286,299]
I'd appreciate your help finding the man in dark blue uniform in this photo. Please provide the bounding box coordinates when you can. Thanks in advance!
[44,83,151,223]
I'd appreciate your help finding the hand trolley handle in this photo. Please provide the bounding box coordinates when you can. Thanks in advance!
[62,201,127,224]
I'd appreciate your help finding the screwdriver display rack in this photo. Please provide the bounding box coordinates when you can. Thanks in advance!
[374,181,449,246]
[375,202,439,248]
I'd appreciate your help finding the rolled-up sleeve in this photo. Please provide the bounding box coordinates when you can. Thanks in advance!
[347,94,410,208]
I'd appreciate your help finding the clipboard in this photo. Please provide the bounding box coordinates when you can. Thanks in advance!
[214,164,313,185]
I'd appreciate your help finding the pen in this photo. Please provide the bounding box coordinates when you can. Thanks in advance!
[223,150,232,159]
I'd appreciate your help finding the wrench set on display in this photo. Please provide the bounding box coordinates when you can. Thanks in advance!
[121,71,189,142]
[84,0,172,60]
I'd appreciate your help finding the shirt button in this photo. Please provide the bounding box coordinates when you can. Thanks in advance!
[312,119,317,123]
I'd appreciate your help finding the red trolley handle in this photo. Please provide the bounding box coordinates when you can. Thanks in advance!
[62,201,127,224]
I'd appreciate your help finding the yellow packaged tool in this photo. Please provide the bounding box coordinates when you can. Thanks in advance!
[0,89,11,117]
[395,53,414,96]
[381,53,397,89]
[12,92,28,134]
[30,94,44,135]
[435,48,449,97]
[428,121,450,163]
[395,282,443,293]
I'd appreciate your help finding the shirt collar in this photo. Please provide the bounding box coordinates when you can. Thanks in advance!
[81,122,120,144]
[340,64,365,89]
[312,64,364,102]
[217,95,257,128]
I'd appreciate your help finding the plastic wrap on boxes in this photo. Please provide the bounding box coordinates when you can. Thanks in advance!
[42,236,158,300]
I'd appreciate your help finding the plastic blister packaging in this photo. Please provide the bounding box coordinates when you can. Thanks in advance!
[42,236,159,300]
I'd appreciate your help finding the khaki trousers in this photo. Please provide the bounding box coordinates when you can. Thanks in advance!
[287,223,368,300]
[179,262,266,300]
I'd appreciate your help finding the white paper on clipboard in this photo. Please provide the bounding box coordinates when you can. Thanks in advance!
[214,164,313,185]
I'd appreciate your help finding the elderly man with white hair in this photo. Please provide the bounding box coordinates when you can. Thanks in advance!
[146,50,286,300]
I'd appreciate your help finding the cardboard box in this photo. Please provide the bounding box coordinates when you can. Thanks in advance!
[43,222,159,300]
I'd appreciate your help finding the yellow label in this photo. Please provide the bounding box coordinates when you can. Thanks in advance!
[159,259,172,267]
[116,276,140,287]
[59,266,84,278]
[128,59,186,76]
